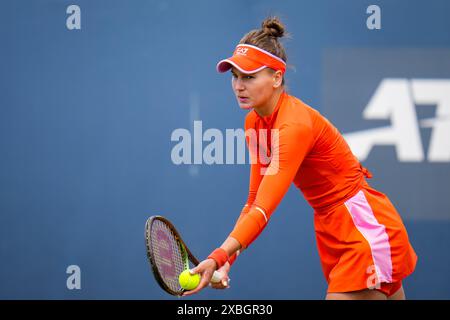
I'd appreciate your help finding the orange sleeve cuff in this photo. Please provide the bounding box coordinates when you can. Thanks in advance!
[229,207,268,249]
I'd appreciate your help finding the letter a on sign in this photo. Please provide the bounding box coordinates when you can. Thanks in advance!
[66,265,81,290]
[366,5,381,30]
[66,5,81,30]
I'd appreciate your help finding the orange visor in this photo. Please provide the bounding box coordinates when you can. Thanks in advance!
[216,44,286,75]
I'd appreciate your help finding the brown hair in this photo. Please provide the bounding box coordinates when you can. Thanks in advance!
[239,17,290,84]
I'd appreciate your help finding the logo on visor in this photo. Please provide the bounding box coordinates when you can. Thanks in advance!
[236,47,249,56]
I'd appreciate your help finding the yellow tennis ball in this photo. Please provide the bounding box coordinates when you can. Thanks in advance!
[178,269,201,290]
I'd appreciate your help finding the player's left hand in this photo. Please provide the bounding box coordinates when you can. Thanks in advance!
[182,258,217,296]
[210,262,231,290]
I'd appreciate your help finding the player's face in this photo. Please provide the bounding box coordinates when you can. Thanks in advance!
[231,67,281,110]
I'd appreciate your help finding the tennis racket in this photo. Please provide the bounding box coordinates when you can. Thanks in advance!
[145,215,223,296]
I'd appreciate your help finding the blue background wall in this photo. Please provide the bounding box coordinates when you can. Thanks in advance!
[1,0,449,299]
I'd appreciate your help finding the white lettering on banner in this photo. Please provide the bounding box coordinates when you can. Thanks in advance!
[412,80,450,162]
[344,79,450,162]
[171,121,280,175]
[66,265,81,290]
[366,5,382,30]
[66,5,81,30]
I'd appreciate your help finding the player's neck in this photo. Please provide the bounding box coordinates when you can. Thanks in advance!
[254,88,284,117]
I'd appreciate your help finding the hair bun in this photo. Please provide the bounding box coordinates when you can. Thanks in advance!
[261,17,285,38]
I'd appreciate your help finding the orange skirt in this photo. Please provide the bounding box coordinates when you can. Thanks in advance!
[313,185,418,295]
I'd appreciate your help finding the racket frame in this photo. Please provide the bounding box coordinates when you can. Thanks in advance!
[145,215,221,296]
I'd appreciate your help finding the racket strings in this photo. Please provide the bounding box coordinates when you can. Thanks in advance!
[150,219,186,293]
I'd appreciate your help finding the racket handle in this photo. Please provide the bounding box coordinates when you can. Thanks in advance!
[211,271,223,283]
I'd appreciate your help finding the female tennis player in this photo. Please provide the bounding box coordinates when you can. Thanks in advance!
[183,17,417,300]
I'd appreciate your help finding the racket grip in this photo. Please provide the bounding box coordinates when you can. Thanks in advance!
[211,271,222,283]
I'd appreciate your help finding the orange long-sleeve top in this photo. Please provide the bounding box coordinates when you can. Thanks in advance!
[230,91,372,248]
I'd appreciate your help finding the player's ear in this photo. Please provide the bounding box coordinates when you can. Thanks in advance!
[272,70,283,88]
